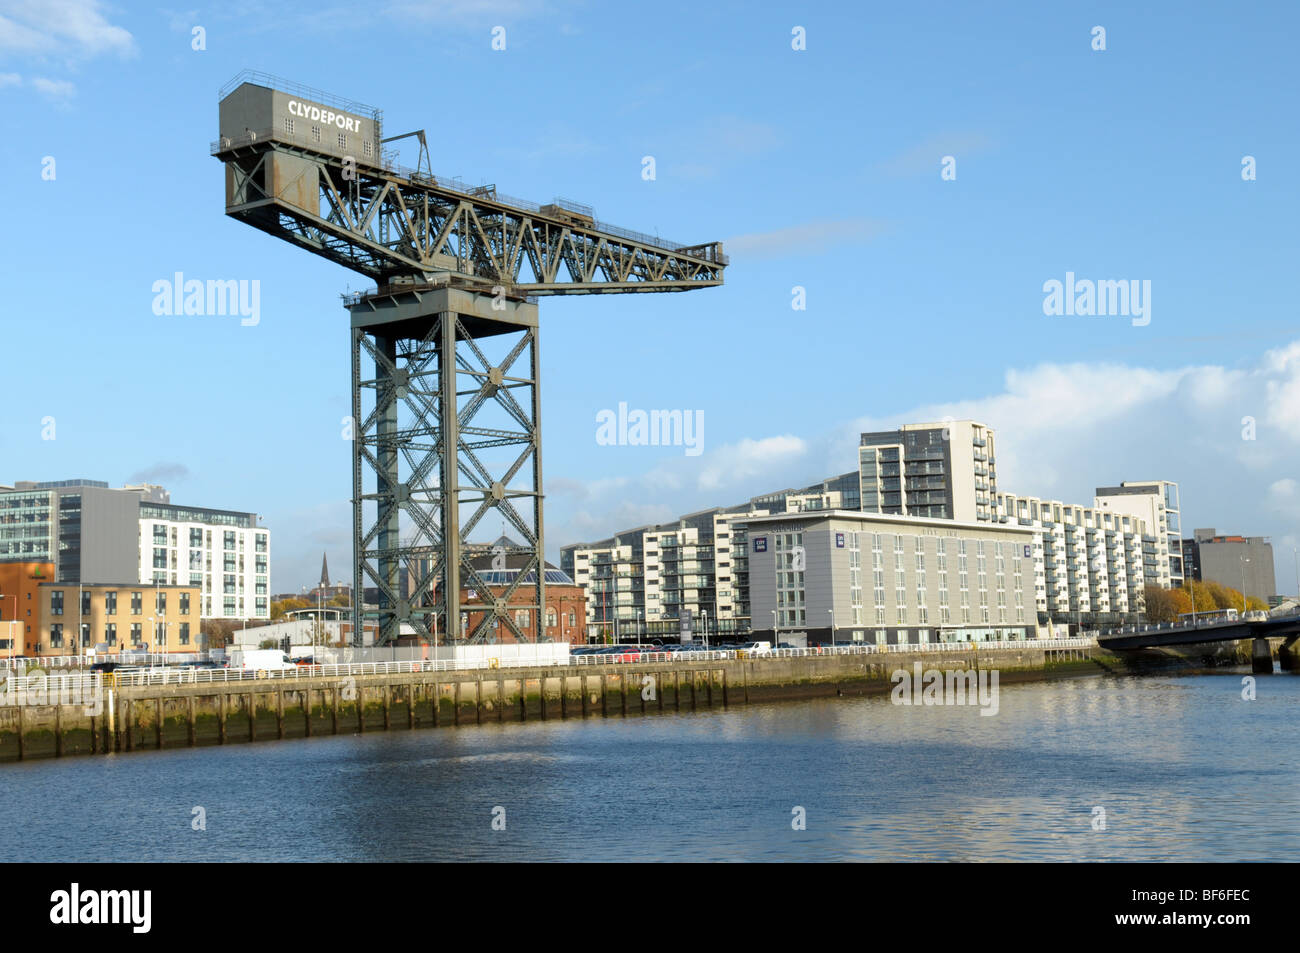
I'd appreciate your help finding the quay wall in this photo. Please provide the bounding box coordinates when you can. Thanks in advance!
[0,643,1108,762]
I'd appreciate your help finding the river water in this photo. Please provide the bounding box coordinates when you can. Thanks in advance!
[4,671,1297,862]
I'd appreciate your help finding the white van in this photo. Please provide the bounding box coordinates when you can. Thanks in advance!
[232,648,298,671]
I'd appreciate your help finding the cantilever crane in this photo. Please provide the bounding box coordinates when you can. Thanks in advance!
[213,72,726,646]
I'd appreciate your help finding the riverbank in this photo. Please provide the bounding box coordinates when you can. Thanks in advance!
[0,641,1138,762]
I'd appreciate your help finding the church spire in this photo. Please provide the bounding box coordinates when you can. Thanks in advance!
[320,552,330,588]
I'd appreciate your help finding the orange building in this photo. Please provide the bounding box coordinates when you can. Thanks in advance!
[36,582,203,657]
[0,562,54,657]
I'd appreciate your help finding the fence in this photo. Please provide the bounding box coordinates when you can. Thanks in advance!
[1,638,1093,690]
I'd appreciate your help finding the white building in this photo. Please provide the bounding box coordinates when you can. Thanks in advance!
[1094,481,1183,589]
[994,492,1149,627]
[137,502,270,621]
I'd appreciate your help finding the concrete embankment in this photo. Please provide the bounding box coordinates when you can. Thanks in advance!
[0,643,1109,762]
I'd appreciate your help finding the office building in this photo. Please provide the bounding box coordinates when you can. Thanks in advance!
[1094,481,1184,588]
[0,478,270,622]
[740,510,1037,644]
[1183,528,1276,603]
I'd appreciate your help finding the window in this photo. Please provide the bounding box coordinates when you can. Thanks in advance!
[105,622,116,645]
[104,591,117,615]
[363,140,372,157]
[50,590,64,616]
[546,608,557,628]
[156,591,167,615]
[80,623,90,647]
[155,622,166,645]
[311,125,321,142]
[131,592,142,615]
[515,609,530,630]
[50,623,63,648]
[130,622,141,643]
[337,132,347,149]
[284,117,295,134]
[180,592,190,615]
[179,622,190,645]
[81,590,91,615]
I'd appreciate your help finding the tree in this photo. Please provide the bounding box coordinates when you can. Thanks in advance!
[328,593,350,608]
[200,619,235,650]
[1182,582,1216,613]
[1144,585,1177,623]
[1167,587,1193,618]
[270,597,309,621]
[259,638,279,650]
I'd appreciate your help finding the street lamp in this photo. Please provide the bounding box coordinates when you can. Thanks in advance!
[702,609,709,649]
[1240,556,1251,613]
[828,608,836,647]
[771,608,778,645]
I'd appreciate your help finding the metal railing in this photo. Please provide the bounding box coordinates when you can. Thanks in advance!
[0,638,1100,694]
[209,127,721,262]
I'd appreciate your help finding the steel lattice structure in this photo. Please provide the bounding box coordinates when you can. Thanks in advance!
[213,73,725,645]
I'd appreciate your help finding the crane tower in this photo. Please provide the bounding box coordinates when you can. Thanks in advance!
[213,72,727,646]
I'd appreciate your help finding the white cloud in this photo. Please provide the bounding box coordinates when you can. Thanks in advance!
[544,340,1300,587]
[725,218,887,261]
[697,435,806,491]
[31,76,75,100]
[877,131,993,177]
[0,0,135,58]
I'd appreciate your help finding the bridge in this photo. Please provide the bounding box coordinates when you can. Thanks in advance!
[1097,611,1300,673]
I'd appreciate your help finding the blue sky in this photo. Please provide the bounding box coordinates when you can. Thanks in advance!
[2,0,1298,593]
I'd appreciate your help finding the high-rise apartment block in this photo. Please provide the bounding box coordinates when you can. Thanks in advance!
[562,422,1176,640]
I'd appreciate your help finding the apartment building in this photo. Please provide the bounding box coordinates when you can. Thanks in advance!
[0,478,270,623]
[993,492,1148,627]
[137,501,270,622]
[858,421,996,522]
[562,421,1173,640]
[1094,481,1183,588]
[35,581,203,656]
[741,510,1037,645]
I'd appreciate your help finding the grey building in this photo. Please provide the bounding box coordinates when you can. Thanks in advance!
[739,510,1037,646]
[859,420,996,522]
[1185,528,1276,603]
[0,480,141,583]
